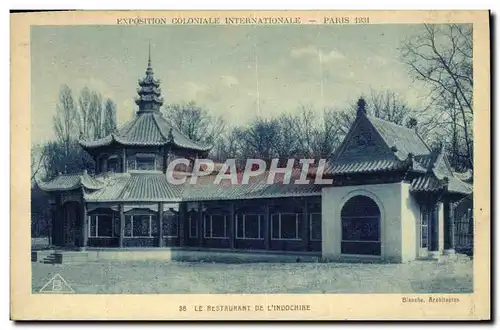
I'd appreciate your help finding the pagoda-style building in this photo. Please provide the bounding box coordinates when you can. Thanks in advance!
[38,51,472,263]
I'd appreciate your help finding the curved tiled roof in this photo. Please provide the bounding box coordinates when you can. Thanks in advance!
[37,172,105,192]
[79,112,212,152]
[366,115,430,160]
[324,158,408,175]
[79,170,323,203]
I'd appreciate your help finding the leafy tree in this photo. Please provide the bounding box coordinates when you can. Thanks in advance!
[103,98,118,136]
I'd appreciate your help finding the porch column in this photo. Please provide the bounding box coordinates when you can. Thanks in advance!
[302,198,309,251]
[264,202,270,250]
[81,202,88,249]
[122,148,127,172]
[119,204,125,247]
[49,200,56,246]
[428,201,440,258]
[443,201,456,254]
[54,194,62,246]
[229,202,235,249]
[163,145,171,174]
[178,203,186,246]
[158,202,164,247]
[198,202,204,247]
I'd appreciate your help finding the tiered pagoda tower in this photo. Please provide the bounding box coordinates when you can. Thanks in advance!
[78,45,212,174]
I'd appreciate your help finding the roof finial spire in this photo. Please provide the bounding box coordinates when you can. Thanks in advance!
[148,39,152,68]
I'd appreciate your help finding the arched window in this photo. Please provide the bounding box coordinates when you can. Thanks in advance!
[341,195,381,256]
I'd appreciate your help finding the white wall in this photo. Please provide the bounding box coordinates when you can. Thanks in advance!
[401,183,420,262]
[322,182,419,263]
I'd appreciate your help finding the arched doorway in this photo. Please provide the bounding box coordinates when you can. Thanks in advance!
[341,195,381,256]
[61,201,81,247]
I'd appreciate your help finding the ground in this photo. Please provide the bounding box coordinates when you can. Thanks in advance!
[31,258,473,294]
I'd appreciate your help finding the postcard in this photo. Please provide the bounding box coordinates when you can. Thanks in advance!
[11,10,490,320]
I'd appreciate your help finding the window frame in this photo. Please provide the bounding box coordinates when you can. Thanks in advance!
[309,213,322,242]
[420,205,429,249]
[88,214,115,238]
[340,195,381,256]
[204,214,228,239]
[124,213,158,238]
[235,214,264,240]
[188,215,198,238]
[270,213,301,241]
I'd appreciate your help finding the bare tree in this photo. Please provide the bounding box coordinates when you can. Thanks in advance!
[77,87,92,139]
[275,113,299,159]
[400,24,473,169]
[237,118,281,163]
[31,144,46,184]
[163,101,226,146]
[369,90,417,126]
[53,85,78,156]
[88,91,104,139]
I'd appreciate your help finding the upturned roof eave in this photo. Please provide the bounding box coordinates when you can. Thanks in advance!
[79,133,212,152]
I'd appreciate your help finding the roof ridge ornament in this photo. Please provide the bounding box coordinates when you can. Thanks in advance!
[356,97,367,117]
[168,128,174,142]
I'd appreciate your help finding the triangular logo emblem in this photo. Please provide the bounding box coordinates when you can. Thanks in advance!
[39,274,74,293]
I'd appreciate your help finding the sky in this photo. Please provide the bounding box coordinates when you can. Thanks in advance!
[31,24,430,145]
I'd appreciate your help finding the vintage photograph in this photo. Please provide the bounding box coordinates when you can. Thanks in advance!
[28,22,476,296]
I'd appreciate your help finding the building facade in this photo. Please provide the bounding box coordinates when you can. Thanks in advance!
[37,53,472,263]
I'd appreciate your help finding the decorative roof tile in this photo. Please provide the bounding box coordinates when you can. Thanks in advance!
[37,174,82,192]
[120,173,182,201]
[325,158,407,175]
[410,175,445,192]
[79,112,212,151]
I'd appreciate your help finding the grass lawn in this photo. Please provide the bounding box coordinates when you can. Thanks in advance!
[32,257,473,294]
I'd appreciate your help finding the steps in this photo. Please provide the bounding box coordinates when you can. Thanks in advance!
[40,251,89,264]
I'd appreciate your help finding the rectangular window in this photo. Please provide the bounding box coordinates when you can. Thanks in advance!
[127,159,136,170]
[125,215,133,237]
[420,206,429,248]
[236,214,264,239]
[113,213,120,237]
[271,213,300,240]
[125,214,157,237]
[204,214,228,239]
[88,215,114,238]
[163,213,179,238]
[97,215,113,237]
[189,215,198,238]
[151,215,159,236]
[89,215,97,237]
[310,213,322,241]
[136,157,155,171]
[133,215,151,237]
